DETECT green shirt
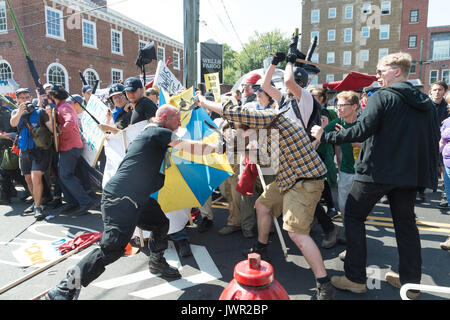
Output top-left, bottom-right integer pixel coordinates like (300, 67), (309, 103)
(324, 118), (358, 174)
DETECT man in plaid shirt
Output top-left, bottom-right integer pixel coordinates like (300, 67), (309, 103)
(198, 85), (335, 299)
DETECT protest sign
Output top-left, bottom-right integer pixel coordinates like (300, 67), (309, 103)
(204, 72), (221, 102)
(153, 60), (183, 96)
(12, 239), (66, 267)
(199, 42), (223, 84)
(80, 94), (108, 167)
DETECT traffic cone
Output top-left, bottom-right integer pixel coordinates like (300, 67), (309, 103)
(123, 243), (140, 256)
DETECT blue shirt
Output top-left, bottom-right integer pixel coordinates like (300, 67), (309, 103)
(17, 109), (43, 151)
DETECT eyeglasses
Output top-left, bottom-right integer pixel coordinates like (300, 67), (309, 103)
(256, 87), (265, 94)
(336, 103), (353, 108)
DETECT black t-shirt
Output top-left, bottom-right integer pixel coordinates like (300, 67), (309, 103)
(103, 124), (176, 204)
(114, 109), (132, 130)
(130, 97), (157, 125)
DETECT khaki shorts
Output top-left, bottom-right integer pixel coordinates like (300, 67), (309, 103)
(256, 179), (324, 235)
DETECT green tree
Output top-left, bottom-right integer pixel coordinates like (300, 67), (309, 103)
(222, 43), (239, 85)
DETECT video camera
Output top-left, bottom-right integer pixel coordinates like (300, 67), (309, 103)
(25, 102), (35, 114)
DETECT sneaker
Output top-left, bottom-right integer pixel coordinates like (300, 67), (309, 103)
(331, 275), (367, 293)
(176, 239), (192, 257)
(321, 225), (340, 249)
(43, 279), (80, 300)
(148, 252), (181, 278)
(24, 202), (35, 214)
(34, 205), (46, 221)
(242, 243), (270, 262)
(438, 201), (448, 208)
(439, 237), (450, 250)
(197, 217), (213, 233)
(385, 271), (420, 300)
(415, 192), (426, 204)
(218, 225), (241, 235)
(315, 281), (336, 300)
(47, 197), (63, 210)
(327, 208), (339, 219)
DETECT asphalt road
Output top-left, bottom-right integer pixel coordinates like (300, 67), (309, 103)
(0, 186), (449, 302)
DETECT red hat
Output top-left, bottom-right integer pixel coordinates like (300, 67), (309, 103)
(245, 72), (262, 85)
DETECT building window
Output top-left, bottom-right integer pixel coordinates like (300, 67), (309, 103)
(45, 6), (64, 40)
(410, 63), (416, 74)
(0, 1), (7, 33)
(173, 51), (180, 70)
(47, 63), (69, 90)
(326, 74), (335, 83)
(82, 20), (97, 48)
(430, 70), (439, 84)
(362, 3), (371, 15)
(408, 35), (418, 48)
(139, 40), (147, 50)
(343, 51), (352, 65)
(0, 60), (12, 79)
(410, 10), (419, 23)
(328, 30), (336, 41)
(311, 31), (319, 44)
(379, 48), (389, 60)
(381, 1), (391, 15)
(157, 46), (165, 62)
(311, 9), (320, 23)
(83, 68), (99, 88)
(311, 53), (319, 63)
(432, 40), (450, 60)
(327, 52), (335, 64)
(344, 28), (352, 43)
(442, 69), (449, 84)
(328, 7), (336, 19)
(111, 29), (123, 55)
(361, 27), (370, 38)
(111, 68), (123, 84)
(344, 5), (353, 19)
(360, 50), (370, 62)
(380, 24), (390, 40)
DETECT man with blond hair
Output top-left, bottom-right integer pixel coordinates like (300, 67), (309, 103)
(312, 52), (439, 299)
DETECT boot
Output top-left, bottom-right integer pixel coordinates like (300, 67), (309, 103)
(43, 278), (80, 300)
(148, 251), (181, 278)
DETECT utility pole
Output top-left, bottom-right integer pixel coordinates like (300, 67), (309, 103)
(183, 0), (199, 88)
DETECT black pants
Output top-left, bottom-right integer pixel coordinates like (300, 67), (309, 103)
(75, 193), (169, 287)
(0, 167), (26, 198)
(344, 180), (421, 285)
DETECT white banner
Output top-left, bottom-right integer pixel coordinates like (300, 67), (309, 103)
(12, 238), (66, 267)
(81, 95), (108, 167)
(153, 60), (183, 96)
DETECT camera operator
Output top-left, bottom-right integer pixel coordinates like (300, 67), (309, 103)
(10, 88), (53, 220)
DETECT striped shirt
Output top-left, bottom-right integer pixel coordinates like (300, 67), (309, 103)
(222, 104), (327, 193)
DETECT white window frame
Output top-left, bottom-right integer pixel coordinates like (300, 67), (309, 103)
(442, 69), (450, 84)
(46, 62), (69, 91)
(139, 40), (147, 50)
(410, 9), (419, 23)
(82, 19), (97, 49)
(45, 6), (64, 41)
(361, 26), (370, 38)
(380, 24), (390, 40)
(157, 46), (166, 62)
(83, 68), (100, 88)
(328, 7), (336, 19)
(360, 50), (370, 62)
(432, 40), (450, 61)
(381, 1), (391, 15)
(408, 35), (417, 48)
(429, 70), (439, 84)
(344, 5), (353, 19)
(344, 28), (352, 43)
(328, 30), (336, 41)
(311, 53), (319, 63)
(111, 68), (123, 84)
(379, 48), (389, 60)
(173, 51), (180, 70)
(343, 51), (352, 65)
(327, 52), (335, 64)
(326, 74), (335, 83)
(0, 59), (12, 79)
(111, 29), (123, 55)
(311, 31), (319, 44)
(362, 3), (372, 15)
(0, 1), (7, 34)
(311, 9), (320, 23)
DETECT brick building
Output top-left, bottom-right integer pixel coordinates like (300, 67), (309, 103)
(301, 0), (402, 85)
(0, 0), (183, 97)
(400, 0), (450, 93)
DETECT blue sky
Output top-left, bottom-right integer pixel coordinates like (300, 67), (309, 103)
(111, 0), (450, 51)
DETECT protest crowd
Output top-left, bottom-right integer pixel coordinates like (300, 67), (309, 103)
(1, 32), (450, 301)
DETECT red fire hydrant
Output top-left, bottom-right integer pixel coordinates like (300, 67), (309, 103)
(219, 253), (290, 300)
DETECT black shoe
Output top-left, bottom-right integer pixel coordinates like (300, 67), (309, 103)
(315, 281), (336, 300)
(43, 279), (80, 300)
(72, 200), (98, 216)
(415, 192), (426, 204)
(58, 203), (80, 215)
(197, 217), (213, 233)
(24, 202), (35, 214)
(148, 252), (181, 278)
(47, 197), (63, 210)
(176, 239), (192, 257)
(438, 201), (448, 208)
(243, 243), (270, 262)
(34, 205), (46, 221)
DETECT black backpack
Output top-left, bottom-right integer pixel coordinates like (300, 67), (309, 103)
(281, 94), (322, 142)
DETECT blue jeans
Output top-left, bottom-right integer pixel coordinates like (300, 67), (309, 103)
(58, 148), (92, 206)
(443, 166), (450, 201)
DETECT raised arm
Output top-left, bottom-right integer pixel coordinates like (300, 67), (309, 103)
(261, 53), (285, 104)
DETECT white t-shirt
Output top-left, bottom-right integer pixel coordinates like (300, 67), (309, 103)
(278, 88), (314, 128)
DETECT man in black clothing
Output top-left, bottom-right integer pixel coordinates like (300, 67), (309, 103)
(123, 77), (158, 125)
(44, 104), (219, 300)
(311, 52), (439, 299)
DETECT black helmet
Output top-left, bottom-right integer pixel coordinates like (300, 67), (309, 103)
(293, 67), (309, 88)
(109, 83), (125, 98)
